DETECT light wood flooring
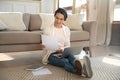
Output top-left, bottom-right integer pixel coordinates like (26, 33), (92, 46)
(0, 45), (120, 67)
(0, 45), (120, 80)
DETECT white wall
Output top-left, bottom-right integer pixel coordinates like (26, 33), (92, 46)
(41, 0), (54, 13)
(0, 1), (41, 13)
(0, 0), (56, 13)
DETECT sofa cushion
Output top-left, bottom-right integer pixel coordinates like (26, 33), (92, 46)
(64, 14), (83, 30)
(0, 12), (26, 31)
(70, 30), (89, 41)
(29, 14), (42, 31)
(23, 13), (30, 31)
(0, 31), (42, 45)
(0, 19), (8, 30)
(39, 13), (54, 30)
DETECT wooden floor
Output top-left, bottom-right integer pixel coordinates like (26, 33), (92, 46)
(0, 45), (120, 80)
(0, 45), (120, 67)
(91, 45), (120, 57)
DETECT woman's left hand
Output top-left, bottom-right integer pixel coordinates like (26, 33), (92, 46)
(56, 48), (62, 53)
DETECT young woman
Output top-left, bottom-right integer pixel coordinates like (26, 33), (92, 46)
(40, 8), (93, 78)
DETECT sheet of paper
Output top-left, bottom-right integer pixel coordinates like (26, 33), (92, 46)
(41, 35), (59, 50)
(32, 68), (52, 76)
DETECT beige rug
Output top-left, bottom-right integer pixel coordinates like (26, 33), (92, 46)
(0, 56), (120, 80)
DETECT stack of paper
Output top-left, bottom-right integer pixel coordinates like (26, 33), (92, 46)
(32, 68), (52, 76)
(25, 65), (52, 76)
(41, 35), (59, 50)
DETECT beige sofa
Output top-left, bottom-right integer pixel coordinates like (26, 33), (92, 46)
(0, 13), (97, 53)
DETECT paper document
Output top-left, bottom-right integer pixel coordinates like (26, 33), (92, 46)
(32, 68), (52, 76)
(41, 35), (59, 50)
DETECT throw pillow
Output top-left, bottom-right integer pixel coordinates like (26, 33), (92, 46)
(0, 12), (26, 31)
(39, 13), (54, 30)
(29, 14), (42, 31)
(64, 14), (83, 30)
(0, 19), (8, 30)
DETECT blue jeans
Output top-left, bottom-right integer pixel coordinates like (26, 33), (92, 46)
(48, 49), (75, 73)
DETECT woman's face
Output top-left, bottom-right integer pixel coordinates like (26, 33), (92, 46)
(54, 13), (64, 27)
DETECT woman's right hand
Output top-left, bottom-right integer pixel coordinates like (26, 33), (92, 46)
(39, 44), (45, 49)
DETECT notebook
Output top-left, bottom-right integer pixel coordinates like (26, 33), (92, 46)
(25, 65), (44, 71)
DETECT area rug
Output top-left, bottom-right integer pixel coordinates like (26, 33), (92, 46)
(0, 56), (120, 80)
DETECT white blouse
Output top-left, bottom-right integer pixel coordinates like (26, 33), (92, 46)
(54, 27), (66, 49)
(42, 23), (71, 64)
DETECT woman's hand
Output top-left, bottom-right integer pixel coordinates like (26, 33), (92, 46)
(56, 48), (63, 53)
(39, 44), (45, 49)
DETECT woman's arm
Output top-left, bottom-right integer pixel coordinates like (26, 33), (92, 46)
(64, 26), (71, 48)
(39, 44), (45, 49)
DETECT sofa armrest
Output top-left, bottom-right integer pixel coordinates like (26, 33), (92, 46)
(82, 21), (97, 46)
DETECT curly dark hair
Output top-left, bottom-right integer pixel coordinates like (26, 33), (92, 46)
(54, 8), (68, 21)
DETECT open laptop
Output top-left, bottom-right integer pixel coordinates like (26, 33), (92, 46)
(62, 46), (83, 57)
(53, 46), (83, 58)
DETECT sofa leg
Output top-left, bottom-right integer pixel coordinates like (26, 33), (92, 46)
(88, 47), (92, 57)
(83, 47), (92, 57)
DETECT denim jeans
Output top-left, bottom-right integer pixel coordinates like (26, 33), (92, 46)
(48, 49), (76, 73)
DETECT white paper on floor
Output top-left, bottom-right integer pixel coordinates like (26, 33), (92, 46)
(32, 68), (52, 76)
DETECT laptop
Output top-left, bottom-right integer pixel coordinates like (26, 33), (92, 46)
(62, 46), (84, 57)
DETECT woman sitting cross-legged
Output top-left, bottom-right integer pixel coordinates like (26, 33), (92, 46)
(39, 8), (93, 78)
